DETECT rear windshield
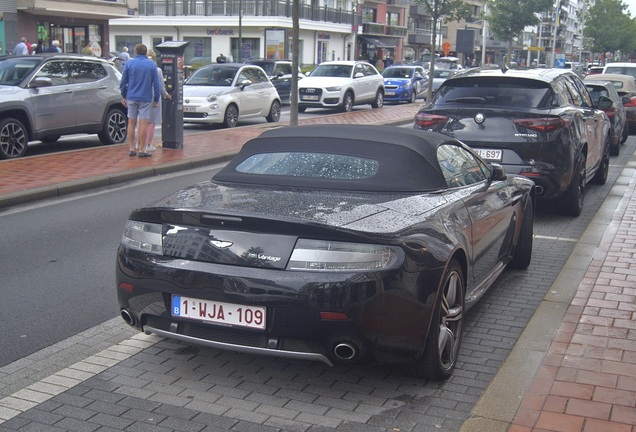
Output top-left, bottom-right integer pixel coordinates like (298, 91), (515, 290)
(604, 66), (636, 79)
(434, 77), (551, 108)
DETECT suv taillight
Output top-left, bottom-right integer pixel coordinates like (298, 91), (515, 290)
(414, 113), (449, 129)
(513, 117), (567, 133)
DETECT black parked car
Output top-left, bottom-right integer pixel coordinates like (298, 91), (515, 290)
(116, 125), (535, 380)
(414, 67), (611, 217)
(584, 79), (629, 155)
(244, 59), (304, 104)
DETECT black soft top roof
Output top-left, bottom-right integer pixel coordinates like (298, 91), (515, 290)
(213, 125), (458, 192)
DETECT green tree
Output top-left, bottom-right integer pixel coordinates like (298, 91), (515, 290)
(585, 0), (636, 60)
(415, 0), (472, 101)
(485, 0), (553, 66)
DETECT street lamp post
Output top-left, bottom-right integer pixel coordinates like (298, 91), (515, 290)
(238, 0), (243, 62)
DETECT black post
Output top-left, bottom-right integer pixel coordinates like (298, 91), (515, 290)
(155, 41), (189, 149)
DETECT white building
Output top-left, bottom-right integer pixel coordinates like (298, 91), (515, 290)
(109, 0), (359, 68)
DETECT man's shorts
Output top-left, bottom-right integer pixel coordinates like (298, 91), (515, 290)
(127, 100), (153, 121)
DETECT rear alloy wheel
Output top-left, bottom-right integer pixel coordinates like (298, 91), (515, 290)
(407, 259), (464, 380)
(0, 117), (29, 159)
(266, 100), (281, 123)
(98, 108), (127, 145)
(223, 104), (239, 128)
(371, 90), (384, 108)
(341, 92), (354, 112)
(560, 157), (586, 217)
(508, 199), (534, 270)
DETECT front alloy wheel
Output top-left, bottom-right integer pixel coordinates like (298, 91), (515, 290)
(223, 104), (239, 128)
(0, 117), (28, 159)
(341, 92), (354, 112)
(98, 108), (127, 145)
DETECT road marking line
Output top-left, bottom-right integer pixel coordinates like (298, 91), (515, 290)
(534, 235), (579, 243)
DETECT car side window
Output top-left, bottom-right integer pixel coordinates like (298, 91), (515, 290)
(275, 64), (291, 75)
(362, 63), (378, 76)
(354, 64), (364, 77)
(35, 61), (70, 86)
(70, 62), (106, 83)
(437, 144), (487, 188)
(570, 76), (593, 107)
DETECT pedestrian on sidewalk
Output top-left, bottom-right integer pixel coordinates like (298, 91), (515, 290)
(120, 43), (160, 158)
(13, 37), (28, 56)
(141, 49), (171, 152)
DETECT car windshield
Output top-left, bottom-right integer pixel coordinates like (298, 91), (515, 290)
(248, 61), (274, 75)
(185, 65), (238, 87)
(309, 64), (352, 78)
(435, 77), (551, 108)
(0, 58), (41, 86)
(383, 68), (414, 78)
(433, 70), (454, 79)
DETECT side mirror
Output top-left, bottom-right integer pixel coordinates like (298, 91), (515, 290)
(354, 72), (364, 78)
(239, 79), (253, 90)
(622, 96), (631, 105)
(490, 163), (507, 181)
(29, 77), (53, 88)
(596, 95), (613, 110)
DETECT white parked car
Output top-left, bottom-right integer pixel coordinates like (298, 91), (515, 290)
(298, 61), (385, 112)
(183, 63), (281, 128)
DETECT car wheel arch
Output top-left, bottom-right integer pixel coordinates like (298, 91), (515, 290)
(0, 110), (33, 140)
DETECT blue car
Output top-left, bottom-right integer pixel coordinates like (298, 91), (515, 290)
(382, 65), (427, 103)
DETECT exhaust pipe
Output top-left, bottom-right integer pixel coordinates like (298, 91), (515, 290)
(333, 342), (358, 361)
(120, 309), (136, 326)
(535, 185), (545, 196)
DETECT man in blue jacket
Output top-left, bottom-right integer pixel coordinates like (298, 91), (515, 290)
(120, 43), (160, 157)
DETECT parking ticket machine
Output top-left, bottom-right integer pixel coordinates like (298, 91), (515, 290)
(155, 41), (189, 149)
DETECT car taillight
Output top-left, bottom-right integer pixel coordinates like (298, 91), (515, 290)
(623, 96), (636, 107)
(414, 113), (449, 129)
(122, 220), (163, 254)
(513, 117), (567, 133)
(287, 239), (402, 272)
(602, 107), (616, 118)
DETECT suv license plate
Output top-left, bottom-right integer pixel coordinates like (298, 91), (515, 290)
(171, 295), (266, 330)
(474, 148), (502, 161)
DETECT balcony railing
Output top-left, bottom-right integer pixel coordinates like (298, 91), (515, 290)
(363, 22), (408, 36)
(139, 0), (354, 24)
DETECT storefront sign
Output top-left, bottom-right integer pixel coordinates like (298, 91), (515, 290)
(207, 29), (234, 35)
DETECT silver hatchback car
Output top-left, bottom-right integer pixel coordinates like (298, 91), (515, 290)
(0, 54), (127, 159)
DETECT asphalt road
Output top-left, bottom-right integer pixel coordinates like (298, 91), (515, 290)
(0, 165), (224, 367)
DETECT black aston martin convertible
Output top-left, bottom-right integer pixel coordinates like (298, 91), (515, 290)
(116, 125), (535, 380)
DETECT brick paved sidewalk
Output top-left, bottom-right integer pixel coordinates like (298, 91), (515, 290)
(508, 159), (636, 432)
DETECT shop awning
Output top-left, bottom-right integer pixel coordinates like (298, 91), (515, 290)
(357, 35), (398, 49)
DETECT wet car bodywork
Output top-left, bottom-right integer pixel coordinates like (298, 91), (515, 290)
(116, 125), (535, 380)
(414, 67), (610, 217)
